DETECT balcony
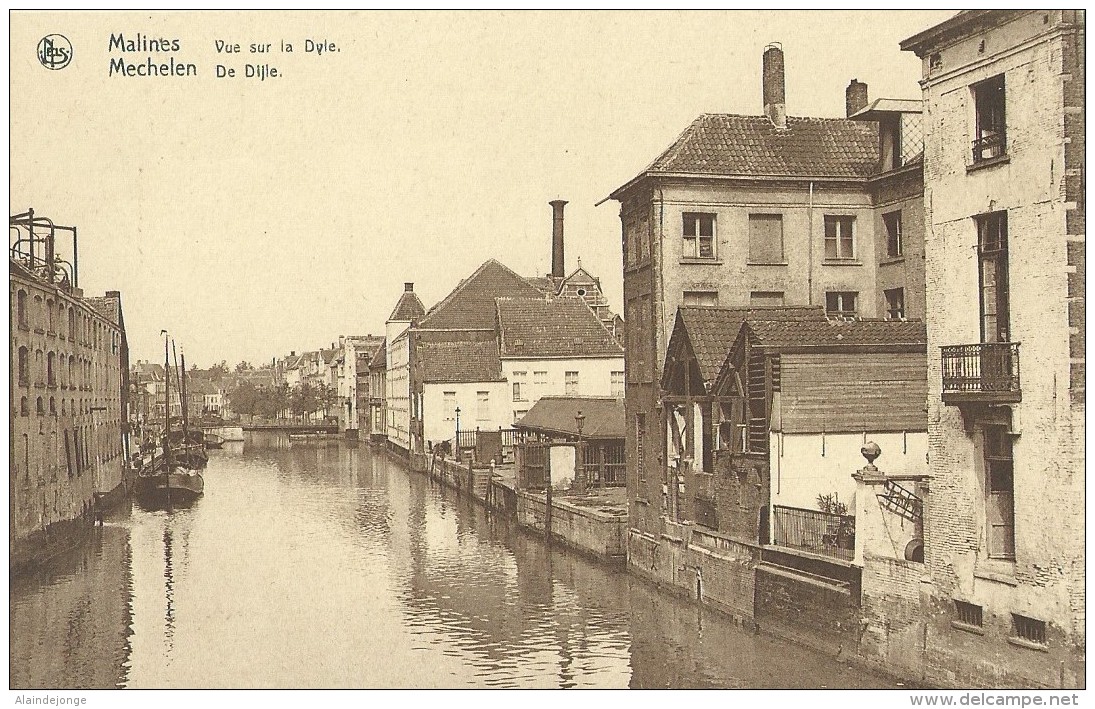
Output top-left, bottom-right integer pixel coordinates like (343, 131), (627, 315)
(941, 342), (1021, 404)
(972, 133), (1007, 165)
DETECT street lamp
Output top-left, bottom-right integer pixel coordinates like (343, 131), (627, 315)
(574, 410), (586, 494)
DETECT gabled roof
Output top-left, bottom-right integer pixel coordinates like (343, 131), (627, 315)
(388, 290), (426, 323)
(283, 354), (303, 370)
(418, 259), (544, 330)
(667, 306), (826, 386)
(85, 295), (122, 326)
(560, 265), (598, 286)
(496, 297), (624, 359)
(611, 114), (879, 198)
(133, 362), (165, 380)
(417, 337), (504, 384)
(515, 396), (624, 440)
(742, 318), (927, 352)
(525, 275), (559, 295)
(369, 340), (387, 370)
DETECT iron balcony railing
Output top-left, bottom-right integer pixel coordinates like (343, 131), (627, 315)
(771, 504), (856, 562)
(972, 132), (1007, 163)
(941, 342), (1021, 403)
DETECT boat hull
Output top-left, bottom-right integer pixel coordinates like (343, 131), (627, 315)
(135, 471), (205, 508)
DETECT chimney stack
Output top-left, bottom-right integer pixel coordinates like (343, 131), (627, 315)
(404, 282), (414, 292)
(550, 199), (567, 279)
(846, 79), (869, 117)
(762, 43), (787, 129)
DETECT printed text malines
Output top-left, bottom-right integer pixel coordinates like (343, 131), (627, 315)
(108, 33), (196, 77)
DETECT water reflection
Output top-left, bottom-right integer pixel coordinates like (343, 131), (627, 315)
(10, 435), (896, 689)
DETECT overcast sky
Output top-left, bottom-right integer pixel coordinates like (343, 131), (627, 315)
(10, 10), (954, 368)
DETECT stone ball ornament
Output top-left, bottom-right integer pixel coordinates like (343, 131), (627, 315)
(861, 441), (882, 468)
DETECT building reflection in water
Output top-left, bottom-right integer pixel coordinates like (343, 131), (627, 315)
(9, 518), (134, 689)
(10, 439), (896, 689)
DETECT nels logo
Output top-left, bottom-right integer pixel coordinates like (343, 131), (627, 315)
(37, 34), (72, 70)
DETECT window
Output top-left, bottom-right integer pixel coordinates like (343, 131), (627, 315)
(46, 299), (54, 332)
(682, 213), (715, 259)
(824, 216), (856, 260)
(512, 371), (527, 402)
(636, 413), (646, 484)
(565, 371), (579, 395)
(513, 410), (528, 423)
(476, 391), (489, 421)
(1012, 614), (1046, 645)
(68, 308), (74, 339)
(18, 346), (28, 386)
(47, 352), (56, 387)
(443, 391), (456, 421)
(955, 601), (984, 628)
(36, 397), (44, 416)
(682, 290), (718, 307)
(826, 292), (858, 320)
(929, 52), (943, 73)
(973, 74), (1006, 162)
(533, 370), (547, 386)
(611, 371), (624, 396)
(17, 290), (28, 329)
(748, 214), (784, 263)
(885, 288), (906, 321)
(626, 213), (650, 268)
(977, 212), (1010, 343)
(750, 291), (785, 307)
(20, 396), (28, 416)
(884, 211), (903, 257)
(984, 425), (1015, 560)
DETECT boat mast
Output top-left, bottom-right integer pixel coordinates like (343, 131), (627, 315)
(180, 349), (189, 444)
(163, 331), (171, 468)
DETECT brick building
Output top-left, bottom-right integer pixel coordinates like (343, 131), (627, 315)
(10, 210), (130, 571)
(895, 10), (1086, 688)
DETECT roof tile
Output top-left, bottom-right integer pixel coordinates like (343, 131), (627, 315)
(497, 297), (624, 359)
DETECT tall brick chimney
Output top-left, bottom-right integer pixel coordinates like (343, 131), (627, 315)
(762, 42), (787, 129)
(550, 199), (567, 279)
(404, 282), (414, 292)
(846, 79), (869, 117)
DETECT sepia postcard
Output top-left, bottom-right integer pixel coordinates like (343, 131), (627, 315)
(8, 9), (1087, 700)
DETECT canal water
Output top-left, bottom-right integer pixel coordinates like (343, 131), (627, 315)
(11, 434), (897, 689)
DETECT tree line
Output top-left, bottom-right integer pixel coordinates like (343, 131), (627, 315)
(227, 381), (340, 422)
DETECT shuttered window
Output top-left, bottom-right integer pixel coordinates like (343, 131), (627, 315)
(749, 214), (785, 263)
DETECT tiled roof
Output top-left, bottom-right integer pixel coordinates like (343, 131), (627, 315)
(283, 355), (302, 370)
(674, 306), (826, 384)
(388, 291), (426, 323)
(613, 114), (878, 197)
(417, 337), (504, 384)
(418, 259), (544, 330)
(497, 297), (624, 359)
(369, 340), (387, 370)
(85, 295), (122, 326)
(524, 275), (558, 295)
(515, 396), (624, 439)
(133, 362), (165, 380)
(744, 318), (927, 351)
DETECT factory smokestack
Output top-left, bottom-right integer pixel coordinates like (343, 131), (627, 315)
(550, 199), (567, 279)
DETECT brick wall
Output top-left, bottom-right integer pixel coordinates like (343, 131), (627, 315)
(913, 11), (1085, 687)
